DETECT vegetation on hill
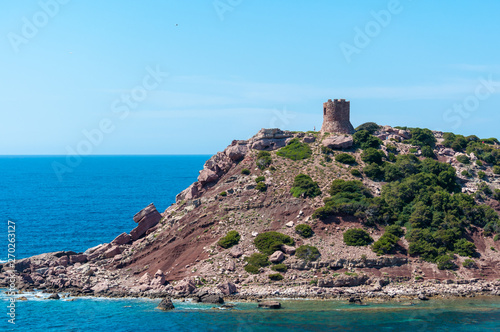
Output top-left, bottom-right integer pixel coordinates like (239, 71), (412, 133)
(295, 224), (313, 238)
(355, 122), (380, 134)
(277, 138), (312, 160)
(353, 130), (382, 149)
(295, 245), (321, 261)
(254, 231), (295, 255)
(256, 151), (272, 170)
(343, 228), (373, 246)
(290, 174), (321, 198)
(335, 153), (356, 165)
(217, 230), (240, 249)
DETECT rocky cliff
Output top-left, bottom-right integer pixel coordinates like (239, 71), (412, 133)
(2, 126), (500, 300)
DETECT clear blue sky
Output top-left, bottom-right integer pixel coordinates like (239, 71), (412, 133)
(1, 0), (499, 155)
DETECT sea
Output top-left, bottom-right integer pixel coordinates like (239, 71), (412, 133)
(1, 155), (499, 331)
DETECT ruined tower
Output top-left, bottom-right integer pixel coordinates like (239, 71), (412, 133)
(320, 99), (355, 134)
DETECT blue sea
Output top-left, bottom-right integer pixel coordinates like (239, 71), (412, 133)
(1, 156), (500, 331)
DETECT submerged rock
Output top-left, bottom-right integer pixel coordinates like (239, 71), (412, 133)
(157, 298), (175, 311)
(258, 301), (281, 309)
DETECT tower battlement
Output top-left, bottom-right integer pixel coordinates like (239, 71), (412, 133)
(320, 99), (355, 134)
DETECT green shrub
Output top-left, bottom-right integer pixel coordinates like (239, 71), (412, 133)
(364, 163), (384, 181)
(454, 239), (476, 257)
(290, 174), (321, 198)
(256, 151), (272, 170)
(408, 128), (436, 148)
(493, 166), (500, 174)
(361, 148), (385, 165)
(295, 245), (321, 261)
(335, 153), (356, 165)
(462, 258), (477, 269)
(256, 182), (267, 192)
(218, 230), (240, 249)
(245, 253), (270, 267)
(351, 168), (362, 177)
(295, 224), (313, 238)
(244, 264), (260, 274)
(478, 171), (486, 179)
(387, 153), (396, 162)
(494, 189), (500, 201)
(494, 234), (499, 241)
(241, 168), (250, 175)
(476, 160), (483, 167)
(255, 176), (265, 183)
(456, 155), (470, 165)
(271, 263), (288, 272)
(355, 122), (380, 134)
(409, 148), (418, 154)
(276, 138), (312, 160)
(461, 170), (472, 177)
(385, 224), (404, 237)
(219, 191), (227, 197)
(421, 146), (435, 158)
(386, 144), (398, 154)
(436, 255), (457, 270)
(254, 232), (295, 255)
(343, 228), (373, 246)
(353, 130), (382, 149)
(372, 233), (399, 255)
(268, 273), (284, 281)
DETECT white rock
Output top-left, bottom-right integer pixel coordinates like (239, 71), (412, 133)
(286, 221), (294, 227)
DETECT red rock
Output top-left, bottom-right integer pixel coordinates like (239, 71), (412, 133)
(112, 233), (131, 245)
(269, 251), (285, 263)
(229, 247), (244, 258)
(225, 143), (248, 161)
(57, 256), (69, 267)
(281, 245), (296, 255)
(104, 246), (122, 258)
(130, 203), (162, 241)
(217, 281), (237, 295)
(322, 136), (353, 149)
(173, 279), (196, 295)
(303, 136), (316, 143)
(69, 254), (87, 264)
(198, 169), (219, 184)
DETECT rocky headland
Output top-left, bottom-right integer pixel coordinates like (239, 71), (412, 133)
(2, 125), (500, 304)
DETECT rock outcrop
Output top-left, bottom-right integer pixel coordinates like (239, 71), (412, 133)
(130, 203), (162, 240)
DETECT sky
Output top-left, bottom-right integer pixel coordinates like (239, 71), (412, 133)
(1, 0), (500, 155)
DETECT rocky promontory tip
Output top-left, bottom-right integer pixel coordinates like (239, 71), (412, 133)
(1, 101), (500, 302)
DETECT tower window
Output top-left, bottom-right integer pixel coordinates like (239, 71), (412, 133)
(323, 108), (326, 115)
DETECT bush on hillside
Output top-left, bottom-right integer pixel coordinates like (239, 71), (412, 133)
(290, 174), (321, 198)
(254, 232), (295, 255)
(241, 168), (250, 175)
(271, 263), (288, 272)
(295, 224), (313, 238)
(436, 255), (457, 270)
(268, 273), (284, 281)
(276, 138), (312, 160)
(256, 151), (272, 170)
(218, 230), (240, 249)
(335, 153), (356, 165)
(295, 245), (321, 261)
(355, 122), (380, 134)
(244, 253), (270, 267)
(343, 228), (373, 246)
(361, 148), (385, 165)
(353, 130), (382, 149)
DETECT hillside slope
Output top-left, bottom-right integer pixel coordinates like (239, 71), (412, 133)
(3, 126), (500, 299)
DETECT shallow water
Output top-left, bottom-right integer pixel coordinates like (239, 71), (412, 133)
(1, 292), (499, 331)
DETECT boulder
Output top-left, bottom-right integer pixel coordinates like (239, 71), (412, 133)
(104, 245), (122, 258)
(322, 136), (353, 149)
(303, 136), (316, 143)
(92, 281), (109, 294)
(111, 233), (131, 245)
(229, 247), (244, 258)
(47, 293), (60, 300)
(217, 281), (237, 295)
(225, 143), (248, 161)
(281, 245), (296, 255)
(157, 298), (175, 311)
(69, 254), (88, 264)
(269, 251), (285, 263)
(418, 293), (429, 301)
(174, 279), (196, 295)
(57, 256), (69, 267)
(198, 169), (219, 184)
(258, 301), (281, 309)
(175, 182), (201, 202)
(251, 138), (287, 151)
(139, 272), (152, 285)
(285, 221), (294, 227)
(200, 294), (224, 304)
(151, 270), (166, 287)
(130, 203), (162, 241)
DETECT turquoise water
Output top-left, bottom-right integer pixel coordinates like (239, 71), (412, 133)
(1, 156), (499, 330)
(1, 293), (499, 331)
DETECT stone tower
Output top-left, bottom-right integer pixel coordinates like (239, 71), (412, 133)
(320, 99), (355, 134)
